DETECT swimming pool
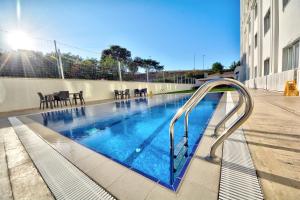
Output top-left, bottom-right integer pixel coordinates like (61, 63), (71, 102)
(29, 93), (222, 190)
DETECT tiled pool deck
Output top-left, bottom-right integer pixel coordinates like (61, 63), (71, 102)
(1, 90), (299, 199)
(239, 90), (300, 200)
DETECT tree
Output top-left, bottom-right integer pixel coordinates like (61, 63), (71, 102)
(134, 57), (161, 82)
(229, 60), (241, 71)
(100, 45), (132, 81)
(81, 58), (99, 79)
(100, 55), (118, 79)
(211, 62), (224, 73)
(154, 65), (164, 71)
(127, 58), (139, 74)
(101, 45), (131, 67)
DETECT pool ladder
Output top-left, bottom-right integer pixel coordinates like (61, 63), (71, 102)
(169, 78), (254, 184)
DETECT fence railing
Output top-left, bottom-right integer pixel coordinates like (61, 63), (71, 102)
(0, 29), (197, 84)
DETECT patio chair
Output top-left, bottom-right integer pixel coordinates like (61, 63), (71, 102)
(37, 92), (46, 109)
(124, 89), (130, 99)
(55, 91), (72, 107)
(140, 88), (148, 97)
(73, 91), (85, 105)
(114, 90), (122, 99)
(134, 89), (140, 97)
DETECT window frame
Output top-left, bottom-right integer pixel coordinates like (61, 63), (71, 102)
(264, 58), (270, 76)
(254, 2), (258, 19)
(282, 40), (300, 71)
(254, 33), (258, 48)
(283, 0), (290, 10)
(264, 9), (270, 35)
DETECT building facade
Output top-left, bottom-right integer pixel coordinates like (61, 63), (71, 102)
(240, 0), (300, 91)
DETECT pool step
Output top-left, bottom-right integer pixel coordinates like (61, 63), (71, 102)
(173, 137), (188, 172)
(8, 117), (116, 200)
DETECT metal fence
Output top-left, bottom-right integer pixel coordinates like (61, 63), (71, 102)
(0, 30), (195, 84)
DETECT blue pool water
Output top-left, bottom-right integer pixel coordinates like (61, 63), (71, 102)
(29, 93), (222, 190)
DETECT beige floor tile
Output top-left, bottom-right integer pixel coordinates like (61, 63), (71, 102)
(87, 159), (128, 188)
(74, 151), (109, 173)
(108, 170), (156, 200)
(9, 161), (54, 200)
(177, 180), (217, 200)
(146, 184), (177, 200)
(182, 157), (220, 193)
(5, 145), (30, 169)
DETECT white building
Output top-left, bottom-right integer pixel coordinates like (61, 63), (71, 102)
(240, 0), (300, 91)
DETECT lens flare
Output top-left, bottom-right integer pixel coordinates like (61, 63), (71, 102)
(6, 30), (35, 50)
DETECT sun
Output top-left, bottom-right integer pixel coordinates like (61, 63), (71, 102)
(6, 30), (35, 50)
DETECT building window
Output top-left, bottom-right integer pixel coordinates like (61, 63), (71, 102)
(283, 0), (290, 10)
(264, 9), (270, 35)
(295, 43), (299, 68)
(264, 58), (270, 76)
(248, 20), (251, 33)
(255, 33), (258, 48)
(282, 41), (300, 71)
(254, 3), (258, 19)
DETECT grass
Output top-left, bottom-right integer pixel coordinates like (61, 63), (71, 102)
(165, 87), (235, 94)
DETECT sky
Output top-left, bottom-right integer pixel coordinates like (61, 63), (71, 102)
(0, 0), (240, 71)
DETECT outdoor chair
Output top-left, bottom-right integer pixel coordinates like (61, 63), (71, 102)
(55, 91), (72, 107)
(37, 92), (47, 109)
(114, 90), (122, 99)
(73, 91), (85, 105)
(134, 89), (140, 97)
(124, 89), (130, 99)
(140, 88), (148, 97)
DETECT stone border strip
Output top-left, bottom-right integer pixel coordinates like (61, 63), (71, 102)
(8, 117), (116, 200)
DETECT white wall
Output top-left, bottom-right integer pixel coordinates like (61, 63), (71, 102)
(245, 69), (296, 92)
(0, 78), (193, 112)
(241, 0), (300, 90)
(278, 0), (300, 72)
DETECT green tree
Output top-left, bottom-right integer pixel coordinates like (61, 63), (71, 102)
(81, 58), (99, 79)
(211, 62), (224, 73)
(100, 45), (131, 69)
(127, 58), (139, 74)
(100, 55), (118, 79)
(100, 45), (132, 80)
(155, 65), (164, 71)
(229, 60), (241, 71)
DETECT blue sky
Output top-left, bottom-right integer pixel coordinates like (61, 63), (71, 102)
(0, 0), (240, 70)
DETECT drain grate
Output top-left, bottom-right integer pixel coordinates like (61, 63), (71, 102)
(218, 93), (263, 200)
(9, 117), (116, 200)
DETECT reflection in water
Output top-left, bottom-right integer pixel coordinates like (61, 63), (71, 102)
(41, 107), (86, 126)
(134, 98), (148, 104)
(115, 98), (148, 109)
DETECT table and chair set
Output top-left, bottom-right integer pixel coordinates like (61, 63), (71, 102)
(38, 88), (148, 110)
(37, 91), (85, 109)
(114, 88), (148, 100)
